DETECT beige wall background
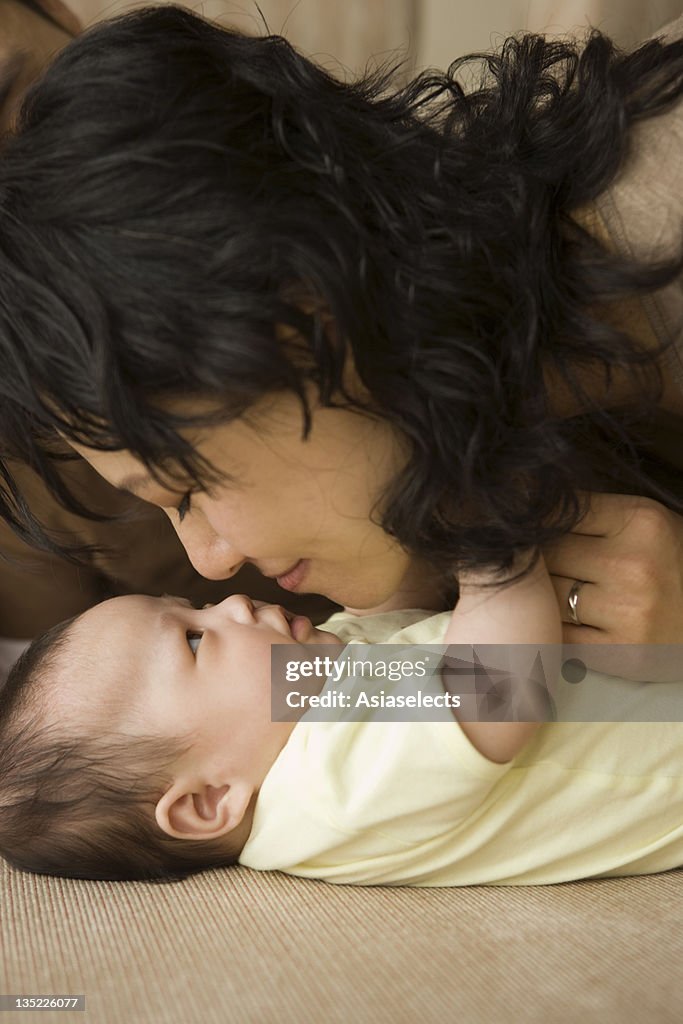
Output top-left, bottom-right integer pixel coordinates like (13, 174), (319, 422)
(422, 0), (682, 70)
(527, 0), (683, 46)
(67, 1), (419, 80)
(66, 0), (683, 80)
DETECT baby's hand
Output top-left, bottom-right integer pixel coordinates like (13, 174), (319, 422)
(453, 552), (563, 648)
(444, 552), (562, 763)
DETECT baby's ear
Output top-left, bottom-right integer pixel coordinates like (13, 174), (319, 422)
(155, 780), (253, 840)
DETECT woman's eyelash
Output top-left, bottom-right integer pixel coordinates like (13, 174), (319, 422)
(187, 631), (203, 654)
(176, 492), (192, 522)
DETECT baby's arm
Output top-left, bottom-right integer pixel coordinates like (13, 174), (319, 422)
(444, 552), (562, 764)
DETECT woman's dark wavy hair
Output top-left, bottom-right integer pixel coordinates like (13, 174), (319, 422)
(0, 620), (240, 881)
(0, 4), (682, 577)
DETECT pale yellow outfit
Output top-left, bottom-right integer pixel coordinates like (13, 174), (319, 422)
(239, 609), (683, 887)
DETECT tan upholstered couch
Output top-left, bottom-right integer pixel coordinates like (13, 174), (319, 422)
(2, 860), (683, 1022)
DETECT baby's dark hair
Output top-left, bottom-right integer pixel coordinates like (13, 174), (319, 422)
(0, 617), (241, 881)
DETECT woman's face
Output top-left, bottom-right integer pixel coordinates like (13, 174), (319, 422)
(70, 392), (414, 608)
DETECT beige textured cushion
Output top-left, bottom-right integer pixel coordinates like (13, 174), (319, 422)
(2, 859), (683, 1022)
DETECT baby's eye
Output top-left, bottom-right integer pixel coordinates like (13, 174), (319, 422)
(187, 631), (203, 654)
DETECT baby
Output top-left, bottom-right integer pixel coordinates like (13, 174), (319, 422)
(2, 567), (683, 887)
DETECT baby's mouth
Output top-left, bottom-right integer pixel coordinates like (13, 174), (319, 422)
(288, 615), (310, 642)
(276, 608), (295, 637)
(253, 602), (298, 639)
(272, 606), (313, 643)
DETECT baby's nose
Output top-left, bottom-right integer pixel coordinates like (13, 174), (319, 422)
(210, 594), (257, 622)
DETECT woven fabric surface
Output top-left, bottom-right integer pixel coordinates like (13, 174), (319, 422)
(2, 861), (683, 1024)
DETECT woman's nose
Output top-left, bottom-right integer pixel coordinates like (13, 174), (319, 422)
(175, 517), (246, 580)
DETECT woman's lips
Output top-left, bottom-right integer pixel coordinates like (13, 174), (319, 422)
(275, 559), (309, 592)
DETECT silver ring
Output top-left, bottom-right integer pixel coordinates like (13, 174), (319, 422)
(567, 580), (585, 626)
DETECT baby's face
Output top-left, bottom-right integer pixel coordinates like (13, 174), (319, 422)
(55, 593), (340, 791)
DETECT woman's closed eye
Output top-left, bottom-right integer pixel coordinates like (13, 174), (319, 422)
(176, 492), (192, 522)
(187, 631), (203, 654)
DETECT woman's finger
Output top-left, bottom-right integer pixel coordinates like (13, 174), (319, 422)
(542, 532), (607, 587)
(550, 575), (605, 629)
(563, 491), (650, 536)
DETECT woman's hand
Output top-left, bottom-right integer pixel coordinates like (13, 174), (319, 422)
(543, 493), (683, 681)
